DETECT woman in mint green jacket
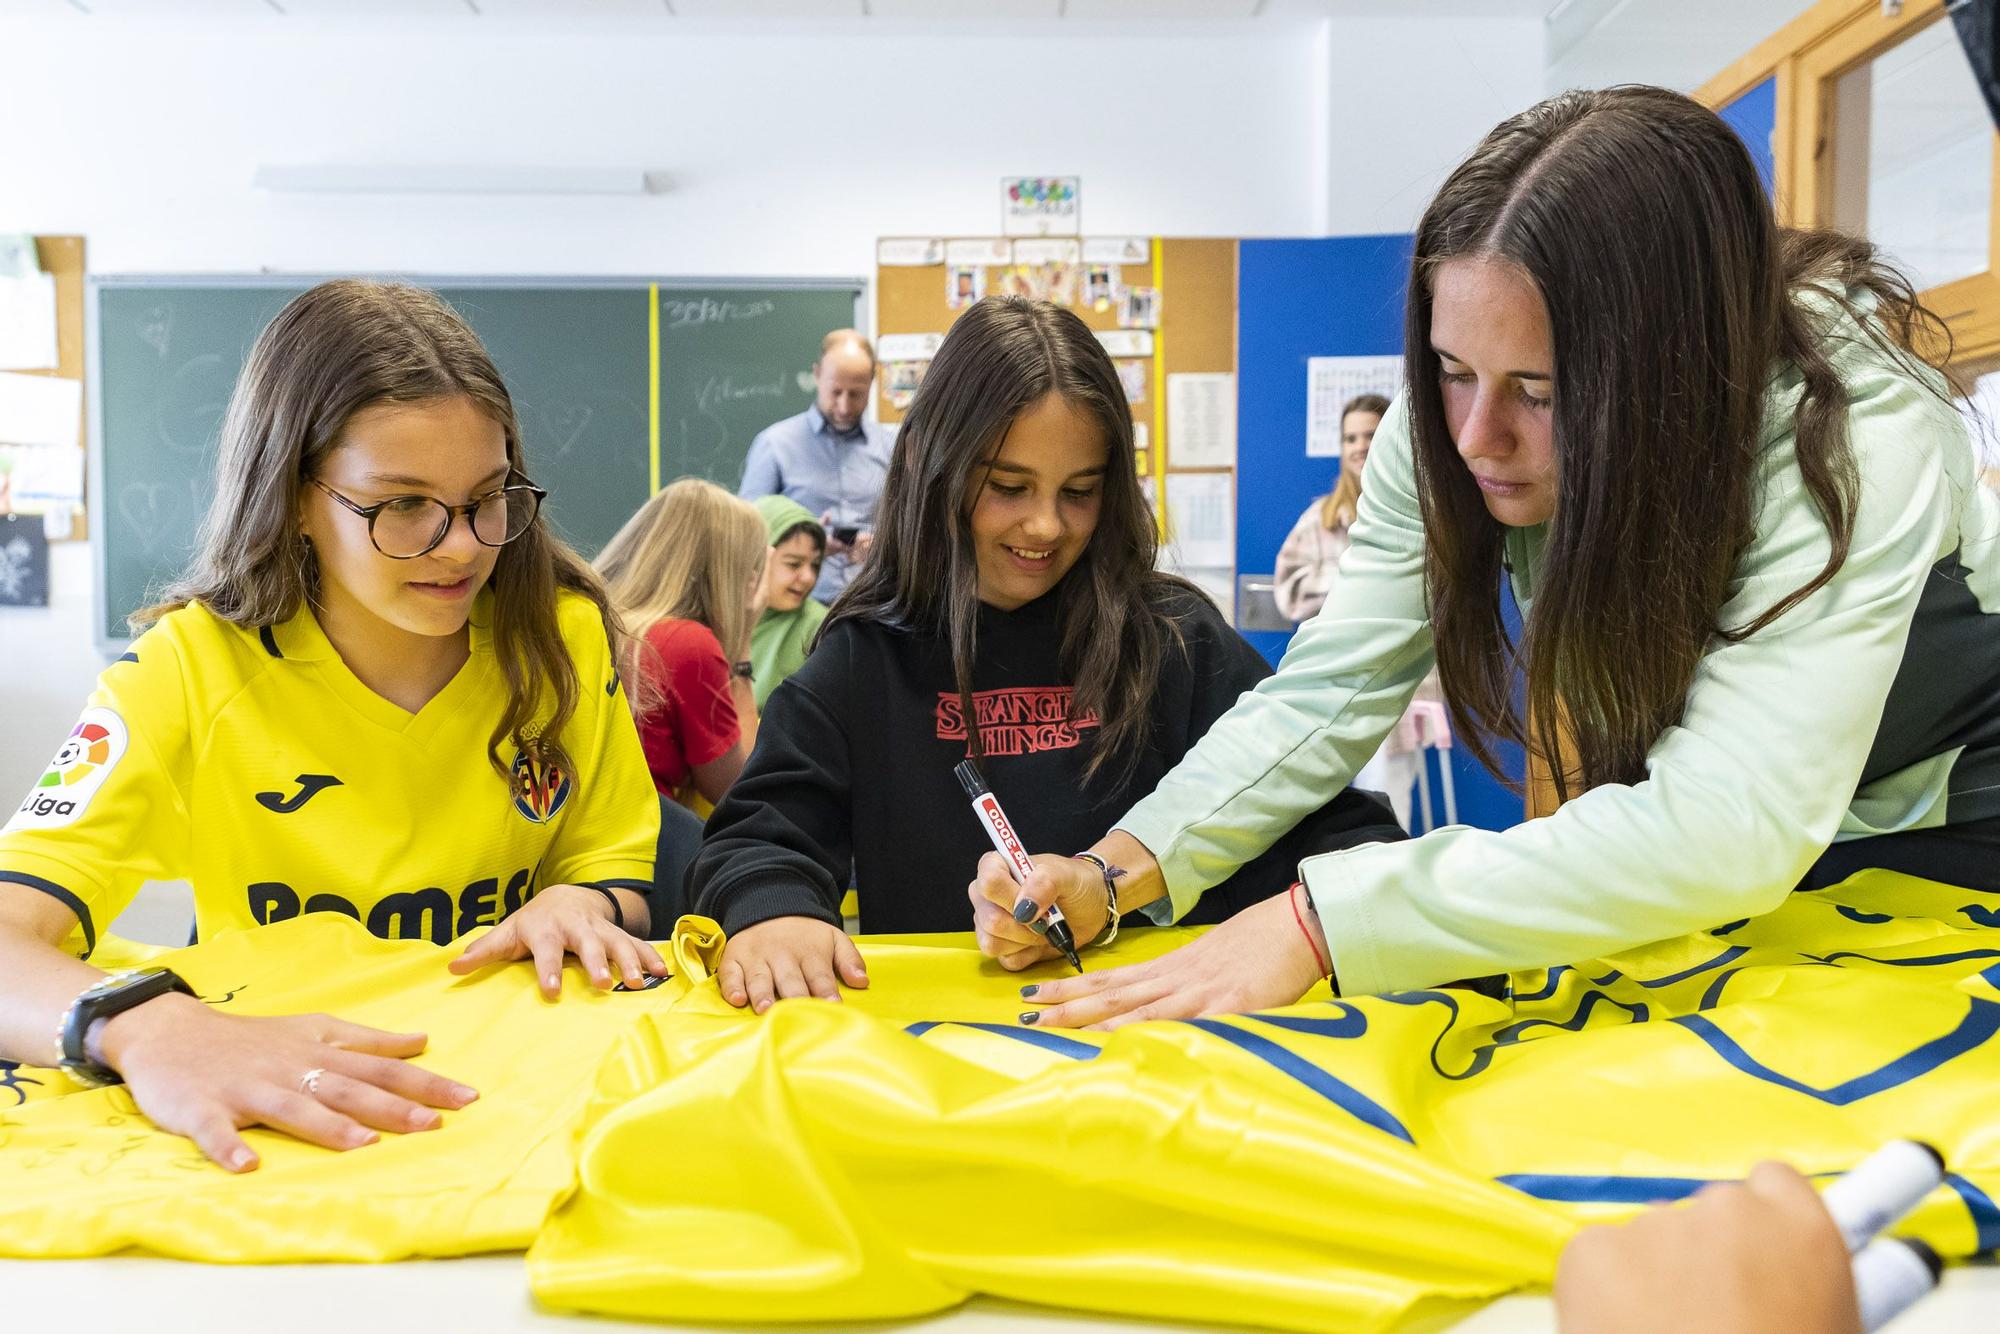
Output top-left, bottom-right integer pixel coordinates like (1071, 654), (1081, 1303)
(970, 86), (1993, 1023)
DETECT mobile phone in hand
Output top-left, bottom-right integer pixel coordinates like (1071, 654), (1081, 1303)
(831, 524), (861, 545)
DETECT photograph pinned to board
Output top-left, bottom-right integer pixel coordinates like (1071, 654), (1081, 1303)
(1119, 286), (1160, 330)
(1306, 355), (1403, 457)
(877, 238), (945, 267)
(0, 511), (50, 607)
(946, 265), (986, 310)
(1166, 372), (1236, 469)
(882, 360), (928, 412)
(1084, 264), (1119, 311)
(1115, 358), (1148, 406)
(1001, 176), (1080, 238)
(1082, 236), (1151, 265)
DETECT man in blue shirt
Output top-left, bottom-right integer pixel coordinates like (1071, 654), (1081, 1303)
(738, 330), (893, 604)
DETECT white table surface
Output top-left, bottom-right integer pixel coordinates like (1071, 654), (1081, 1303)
(4, 1254), (1995, 1333)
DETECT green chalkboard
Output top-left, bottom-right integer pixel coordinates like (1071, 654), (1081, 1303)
(93, 277), (860, 643)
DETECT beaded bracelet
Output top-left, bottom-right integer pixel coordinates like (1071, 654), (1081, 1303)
(1071, 851), (1124, 948)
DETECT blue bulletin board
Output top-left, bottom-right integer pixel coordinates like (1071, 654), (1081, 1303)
(1234, 236), (1524, 831)
(1719, 76), (1779, 200)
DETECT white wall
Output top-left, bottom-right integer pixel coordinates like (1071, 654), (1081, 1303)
(1316, 16), (1547, 236)
(0, 10), (1544, 797)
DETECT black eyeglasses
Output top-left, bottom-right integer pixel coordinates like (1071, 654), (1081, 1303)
(310, 474), (547, 560)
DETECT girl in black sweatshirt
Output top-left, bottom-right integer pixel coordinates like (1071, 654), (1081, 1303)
(692, 296), (1405, 1011)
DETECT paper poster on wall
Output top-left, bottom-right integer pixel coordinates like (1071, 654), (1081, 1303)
(946, 266), (985, 310)
(1115, 359), (1147, 405)
(0, 511), (50, 606)
(0, 272), (59, 370)
(1306, 355), (1403, 458)
(0, 441), (84, 511)
(1001, 177), (1080, 237)
(1162, 471), (1234, 569)
(1011, 239), (1081, 267)
(0, 370), (82, 449)
(1184, 567), (1236, 624)
(877, 332), (945, 363)
(881, 360), (927, 412)
(945, 238), (1012, 267)
(877, 238), (945, 267)
(1095, 329), (1153, 358)
(1083, 236), (1151, 265)
(1166, 373), (1236, 469)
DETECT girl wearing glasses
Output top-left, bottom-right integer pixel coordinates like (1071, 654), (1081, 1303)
(0, 280), (662, 1172)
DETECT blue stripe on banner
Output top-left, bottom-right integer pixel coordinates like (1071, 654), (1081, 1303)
(1836, 906), (1895, 925)
(1671, 999), (2000, 1104)
(1512, 966), (1570, 1002)
(1590, 969), (1623, 986)
(1185, 1018), (1414, 1143)
(1947, 1173), (2000, 1253)
(903, 1020), (1101, 1061)
(1497, 1174), (1713, 1204)
(1697, 969), (1740, 1012)
(1711, 919), (1751, 936)
(1808, 948), (2000, 968)
(1960, 905), (2000, 928)
(1246, 1002), (1369, 1040)
(1636, 945), (1749, 988)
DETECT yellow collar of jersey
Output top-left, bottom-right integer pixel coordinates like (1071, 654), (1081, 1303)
(262, 588), (498, 663)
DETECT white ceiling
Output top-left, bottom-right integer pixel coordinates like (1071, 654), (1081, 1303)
(3, 0), (1821, 95)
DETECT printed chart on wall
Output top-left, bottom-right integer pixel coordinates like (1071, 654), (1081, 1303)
(1306, 355), (1402, 457)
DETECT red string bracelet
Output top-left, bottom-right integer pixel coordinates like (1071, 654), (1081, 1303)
(1289, 880), (1331, 980)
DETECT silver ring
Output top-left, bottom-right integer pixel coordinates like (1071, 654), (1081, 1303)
(299, 1067), (326, 1097)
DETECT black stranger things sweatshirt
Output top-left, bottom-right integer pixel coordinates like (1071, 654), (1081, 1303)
(692, 578), (1406, 936)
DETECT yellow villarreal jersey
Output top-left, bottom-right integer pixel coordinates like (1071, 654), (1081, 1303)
(0, 589), (658, 957)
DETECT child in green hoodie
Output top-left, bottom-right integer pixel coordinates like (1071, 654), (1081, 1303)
(749, 495), (830, 709)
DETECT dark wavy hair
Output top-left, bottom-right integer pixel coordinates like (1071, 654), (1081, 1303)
(138, 279), (615, 779)
(828, 296), (1194, 786)
(1408, 85), (1949, 800)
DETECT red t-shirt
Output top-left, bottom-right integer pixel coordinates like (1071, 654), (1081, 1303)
(635, 619), (740, 796)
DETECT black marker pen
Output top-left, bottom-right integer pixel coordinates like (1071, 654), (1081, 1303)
(956, 760), (1082, 973)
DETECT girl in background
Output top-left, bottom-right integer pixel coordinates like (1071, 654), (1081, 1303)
(748, 495), (828, 710)
(1273, 392), (1388, 622)
(691, 297), (1403, 1012)
(596, 479), (768, 809)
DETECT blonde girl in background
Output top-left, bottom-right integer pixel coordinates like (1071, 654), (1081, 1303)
(596, 479), (769, 810)
(1273, 391), (1388, 622)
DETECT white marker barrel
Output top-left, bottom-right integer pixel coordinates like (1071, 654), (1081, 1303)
(1852, 1236), (1942, 1332)
(1822, 1141), (1946, 1254)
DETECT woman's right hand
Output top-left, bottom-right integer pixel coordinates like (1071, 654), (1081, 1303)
(967, 852), (1109, 970)
(716, 915), (869, 1012)
(97, 991), (478, 1174)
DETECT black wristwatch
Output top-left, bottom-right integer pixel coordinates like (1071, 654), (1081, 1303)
(56, 967), (195, 1087)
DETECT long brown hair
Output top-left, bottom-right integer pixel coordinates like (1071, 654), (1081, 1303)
(595, 478), (768, 714)
(1320, 392), (1391, 530)
(831, 296), (1194, 786)
(1408, 86), (1949, 800)
(139, 279), (614, 779)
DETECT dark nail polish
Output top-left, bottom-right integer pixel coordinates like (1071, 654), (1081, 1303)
(1018, 1011), (1040, 1026)
(1019, 984), (1039, 999)
(1012, 899), (1038, 924)
(1029, 918), (1049, 936)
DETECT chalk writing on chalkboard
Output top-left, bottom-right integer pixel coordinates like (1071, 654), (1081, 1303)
(664, 297), (777, 330)
(154, 353), (233, 456)
(137, 305), (173, 359)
